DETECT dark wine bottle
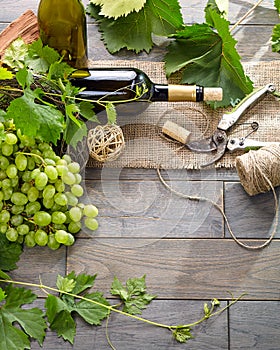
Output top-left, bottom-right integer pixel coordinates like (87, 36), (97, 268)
(71, 67), (222, 102)
(37, 0), (88, 69)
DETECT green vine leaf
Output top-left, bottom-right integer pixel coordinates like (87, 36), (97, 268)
(0, 234), (22, 272)
(90, 0), (147, 19)
(111, 275), (157, 315)
(2, 38), (28, 70)
(165, 7), (253, 107)
(87, 0), (183, 53)
(172, 326), (194, 343)
(0, 284), (47, 349)
(45, 272), (109, 344)
(6, 88), (64, 145)
(0, 67), (14, 80)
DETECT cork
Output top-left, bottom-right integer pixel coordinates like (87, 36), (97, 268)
(162, 121), (191, 145)
(203, 87), (223, 101)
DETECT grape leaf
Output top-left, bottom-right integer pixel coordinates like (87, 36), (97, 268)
(0, 234), (22, 272)
(111, 275), (157, 315)
(3, 38), (28, 70)
(6, 88), (64, 144)
(272, 23), (280, 52)
(45, 272), (109, 344)
(172, 326), (194, 343)
(90, 0), (147, 19)
(87, 0), (183, 53)
(0, 67), (14, 80)
(0, 285), (47, 349)
(164, 8), (253, 107)
(25, 39), (61, 73)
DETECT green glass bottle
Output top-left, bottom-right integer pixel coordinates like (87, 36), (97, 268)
(37, 0), (88, 69)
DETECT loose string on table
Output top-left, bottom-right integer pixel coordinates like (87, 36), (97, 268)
(157, 144), (280, 250)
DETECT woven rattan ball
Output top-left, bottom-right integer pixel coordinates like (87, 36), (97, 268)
(87, 124), (125, 162)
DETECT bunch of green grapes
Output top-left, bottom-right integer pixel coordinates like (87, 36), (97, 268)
(0, 120), (98, 250)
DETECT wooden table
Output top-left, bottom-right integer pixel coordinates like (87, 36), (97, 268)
(2, 1), (280, 349)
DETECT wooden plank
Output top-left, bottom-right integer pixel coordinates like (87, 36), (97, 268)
(28, 299), (228, 350)
(82, 178), (224, 238)
(9, 246), (67, 297)
(224, 182), (280, 239)
(229, 301), (280, 349)
(67, 238), (280, 300)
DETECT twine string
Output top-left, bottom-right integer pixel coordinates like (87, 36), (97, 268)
(157, 144), (280, 250)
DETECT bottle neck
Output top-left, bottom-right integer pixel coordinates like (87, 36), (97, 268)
(151, 84), (204, 102)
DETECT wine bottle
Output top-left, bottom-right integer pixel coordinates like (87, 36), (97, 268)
(71, 67), (223, 104)
(37, 0), (88, 69)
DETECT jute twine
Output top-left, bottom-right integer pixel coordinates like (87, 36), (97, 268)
(87, 124), (125, 162)
(157, 144), (280, 250)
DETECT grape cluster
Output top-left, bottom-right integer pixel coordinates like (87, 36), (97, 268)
(0, 121), (98, 250)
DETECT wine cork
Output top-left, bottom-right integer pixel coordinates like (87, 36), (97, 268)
(203, 87), (223, 101)
(162, 121), (191, 144)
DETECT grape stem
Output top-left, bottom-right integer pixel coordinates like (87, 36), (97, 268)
(15, 151), (47, 166)
(0, 278), (246, 333)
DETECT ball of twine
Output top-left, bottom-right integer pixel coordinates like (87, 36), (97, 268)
(87, 124), (125, 162)
(236, 144), (280, 196)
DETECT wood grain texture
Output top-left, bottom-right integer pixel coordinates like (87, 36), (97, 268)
(67, 238), (280, 300)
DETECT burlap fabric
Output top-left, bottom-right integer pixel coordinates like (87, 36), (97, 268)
(69, 60), (280, 170)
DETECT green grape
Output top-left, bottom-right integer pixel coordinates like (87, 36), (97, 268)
(62, 171), (76, 185)
(54, 179), (65, 192)
(2, 178), (11, 189)
(38, 142), (52, 153)
(17, 224), (30, 236)
(45, 158), (56, 166)
(6, 164), (18, 179)
(10, 214), (24, 226)
(56, 158), (68, 166)
(10, 176), (19, 188)
(24, 231), (36, 247)
(84, 217), (99, 231)
(0, 223), (8, 234)
(0, 210), (10, 223)
(6, 227), (18, 242)
(27, 157), (35, 170)
(62, 154), (72, 164)
(65, 233), (75, 246)
(15, 153), (28, 171)
(0, 191), (3, 201)
(47, 233), (60, 250)
(0, 170), (7, 180)
(67, 162), (80, 174)
(54, 193), (68, 206)
(56, 165), (68, 176)
(21, 182), (31, 194)
(34, 229), (48, 246)
(69, 206), (82, 222)
(53, 223), (67, 231)
(71, 184), (84, 197)
(83, 204), (98, 218)
(11, 204), (25, 215)
(17, 235), (24, 244)
(33, 211), (52, 226)
(25, 201), (41, 216)
(43, 197), (55, 209)
(31, 149), (43, 164)
(27, 186), (40, 202)
(75, 173), (82, 184)
(31, 168), (41, 179)
(0, 156), (9, 170)
(43, 184), (56, 199)
(11, 192), (28, 206)
(55, 229), (69, 244)
(3, 188), (13, 201)
(65, 192), (78, 207)
(68, 221), (82, 234)
(44, 165), (58, 181)
(2, 142), (13, 156)
(5, 133), (18, 145)
(35, 172), (48, 188)
(22, 170), (32, 182)
(51, 211), (67, 224)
